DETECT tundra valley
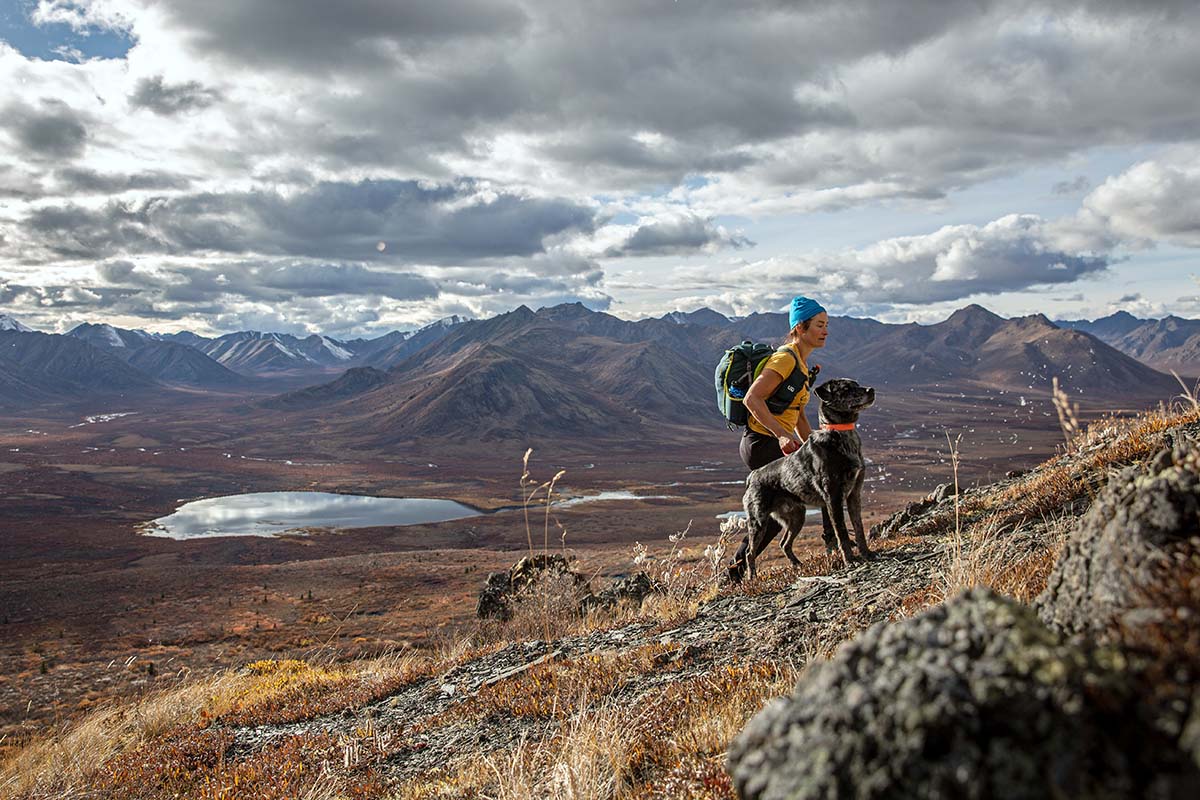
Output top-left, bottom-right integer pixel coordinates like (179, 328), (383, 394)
(1, 302), (1192, 755)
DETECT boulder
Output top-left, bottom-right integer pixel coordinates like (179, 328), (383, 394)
(475, 554), (592, 620)
(728, 589), (1197, 800)
(1037, 443), (1200, 638)
(580, 572), (659, 612)
(475, 571), (513, 620)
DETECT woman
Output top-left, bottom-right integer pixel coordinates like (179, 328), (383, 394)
(729, 295), (827, 579)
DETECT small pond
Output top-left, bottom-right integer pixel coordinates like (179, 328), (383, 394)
(141, 492), (482, 539)
(553, 490), (679, 508)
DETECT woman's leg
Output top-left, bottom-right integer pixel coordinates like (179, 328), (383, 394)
(730, 430), (786, 580)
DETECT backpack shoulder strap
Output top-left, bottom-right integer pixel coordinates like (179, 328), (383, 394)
(773, 345), (803, 380)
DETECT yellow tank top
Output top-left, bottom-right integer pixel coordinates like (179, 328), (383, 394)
(746, 344), (811, 436)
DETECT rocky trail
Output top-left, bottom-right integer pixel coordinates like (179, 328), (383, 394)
(227, 534), (968, 781)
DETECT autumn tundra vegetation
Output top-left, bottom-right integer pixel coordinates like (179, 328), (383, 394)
(3, 394), (1199, 799)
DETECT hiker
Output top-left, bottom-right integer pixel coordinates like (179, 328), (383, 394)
(728, 295), (827, 574)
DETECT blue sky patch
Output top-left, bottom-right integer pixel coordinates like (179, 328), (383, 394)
(0, 0), (134, 62)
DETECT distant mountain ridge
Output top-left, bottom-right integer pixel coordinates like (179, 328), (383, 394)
(67, 323), (252, 388)
(0, 330), (160, 404)
(1057, 312), (1200, 374)
(4, 306), (1193, 421)
(254, 302), (1180, 444)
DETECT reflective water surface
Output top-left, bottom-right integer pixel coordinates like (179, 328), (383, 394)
(141, 492), (482, 539)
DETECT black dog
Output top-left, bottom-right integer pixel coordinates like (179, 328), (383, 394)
(729, 378), (876, 581)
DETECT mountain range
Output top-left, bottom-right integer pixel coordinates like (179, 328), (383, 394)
(0, 307), (1189, 440)
(243, 303), (1181, 444)
(1056, 311), (1200, 374)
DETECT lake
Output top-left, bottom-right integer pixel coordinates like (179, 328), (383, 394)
(141, 491), (483, 539)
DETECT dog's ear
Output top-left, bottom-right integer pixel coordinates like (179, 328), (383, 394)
(814, 381), (831, 401)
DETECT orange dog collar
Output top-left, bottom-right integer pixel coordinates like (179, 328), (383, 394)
(823, 423), (855, 431)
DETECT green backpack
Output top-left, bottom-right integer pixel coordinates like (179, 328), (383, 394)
(714, 341), (816, 430)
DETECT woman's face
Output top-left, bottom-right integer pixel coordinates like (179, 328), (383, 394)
(801, 312), (828, 349)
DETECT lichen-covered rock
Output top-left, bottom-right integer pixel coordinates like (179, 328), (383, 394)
(475, 571), (513, 620)
(580, 571), (659, 612)
(475, 554), (593, 620)
(1037, 445), (1200, 638)
(727, 589), (1196, 800)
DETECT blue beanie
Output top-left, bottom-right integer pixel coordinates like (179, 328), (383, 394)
(789, 296), (826, 329)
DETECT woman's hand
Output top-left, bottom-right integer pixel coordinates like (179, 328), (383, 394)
(779, 435), (801, 455)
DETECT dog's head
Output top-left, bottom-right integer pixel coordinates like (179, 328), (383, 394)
(814, 378), (875, 423)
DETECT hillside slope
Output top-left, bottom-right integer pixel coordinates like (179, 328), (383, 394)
(0, 330), (159, 405)
(6, 404), (1198, 799)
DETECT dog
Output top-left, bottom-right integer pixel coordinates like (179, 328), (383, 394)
(729, 378), (876, 582)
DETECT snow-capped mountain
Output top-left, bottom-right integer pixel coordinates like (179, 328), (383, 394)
(0, 314), (33, 333)
(65, 322), (251, 387)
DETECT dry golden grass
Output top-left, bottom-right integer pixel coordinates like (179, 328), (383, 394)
(442, 644), (677, 724)
(390, 660), (799, 800)
(2, 650), (456, 800)
(0, 671), (236, 799)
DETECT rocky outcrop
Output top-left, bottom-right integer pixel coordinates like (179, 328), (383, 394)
(728, 589), (1198, 800)
(1037, 438), (1200, 638)
(475, 554), (592, 620)
(870, 482), (958, 538)
(731, 423), (1200, 800)
(580, 571), (659, 612)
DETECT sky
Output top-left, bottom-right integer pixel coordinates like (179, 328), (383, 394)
(1, 0), (1199, 337)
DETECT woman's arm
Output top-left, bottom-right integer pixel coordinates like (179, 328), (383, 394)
(745, 369), (804, 453)
(794, 412), (813, 441)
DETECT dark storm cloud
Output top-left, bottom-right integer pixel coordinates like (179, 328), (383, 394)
(55, 167), (192, 194)
(19, 179), (596, 263)
(94, 259), (438, 304)
(605, 216), (753, 257)
(116, 0), (1200, 204)
(2, 99), (89, 160)
(128, 76), (222, 115)
(156, 0), (527, 73)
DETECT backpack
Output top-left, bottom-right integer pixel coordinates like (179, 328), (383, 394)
(714, 341), (816, 430)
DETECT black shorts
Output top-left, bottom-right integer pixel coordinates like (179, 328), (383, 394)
(740, 428), (785, 471)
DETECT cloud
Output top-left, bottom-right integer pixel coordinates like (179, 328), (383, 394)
(604, 215), (753, 257)
(1080, 151), (1200, 248)
(154, 0), (527, 74)
(1052, 176), (1092, 195)
(128, 76), (221, 115)
(677, 212), (1113, 311)
(11, 179), (596, 263)
(54, 167), (191, 194)
(1, 99), (89, 160)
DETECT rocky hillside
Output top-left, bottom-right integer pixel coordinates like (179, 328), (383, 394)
(4, 406), (1199, 799)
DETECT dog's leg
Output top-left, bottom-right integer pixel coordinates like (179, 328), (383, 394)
(826, 485), (857, 567)
(819, 506), (836, 555)
(847, 474), (873, 559)
(727, 535), (750, 583)
(778, 503), (805, 566)
(746, 515), (781, 580)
